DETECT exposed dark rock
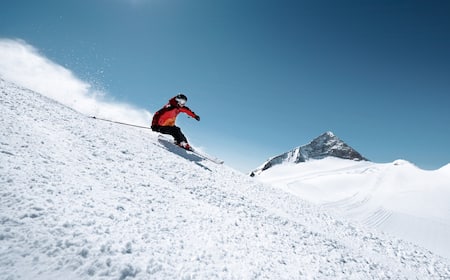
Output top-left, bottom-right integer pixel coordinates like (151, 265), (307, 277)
(254, 132), (368, 175)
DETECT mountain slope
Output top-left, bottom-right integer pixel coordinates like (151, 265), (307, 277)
(255, 157), (450, 260)
(252, 132), (367, 175)
(1, 78), (450, 279)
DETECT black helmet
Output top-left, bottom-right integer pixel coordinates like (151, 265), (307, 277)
(175, 93), (187, 106)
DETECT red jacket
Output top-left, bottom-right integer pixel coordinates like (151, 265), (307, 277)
(152, 97), (197, 127)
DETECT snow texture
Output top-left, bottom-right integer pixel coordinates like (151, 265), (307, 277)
(256, 156), (450, 261)
(1, 78), (450, 279)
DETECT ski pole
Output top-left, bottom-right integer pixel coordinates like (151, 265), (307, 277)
(90, 116), (151, 129)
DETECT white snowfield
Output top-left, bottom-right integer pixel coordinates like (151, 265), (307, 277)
(256, 153), (450, 261)
(1, 78), (450, 279)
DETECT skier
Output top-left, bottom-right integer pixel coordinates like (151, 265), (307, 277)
(151, 94), (200, 150)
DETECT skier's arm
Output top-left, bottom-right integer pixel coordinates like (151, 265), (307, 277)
(181, 107), (200, 121)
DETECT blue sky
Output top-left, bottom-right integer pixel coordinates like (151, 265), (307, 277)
(1, 0), (449, 172)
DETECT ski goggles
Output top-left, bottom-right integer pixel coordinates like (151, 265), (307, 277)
(176, 98), (187, 106)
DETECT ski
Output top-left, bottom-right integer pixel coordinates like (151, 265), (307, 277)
(157, 135), (224, 164)
(190, 147), (224, 164)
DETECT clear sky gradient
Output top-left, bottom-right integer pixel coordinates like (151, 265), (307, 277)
(1, 0), (449, 172)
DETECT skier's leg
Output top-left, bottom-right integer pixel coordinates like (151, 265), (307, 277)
(172, 126), (188, 144)
(157, 126), (177, 141)
(158, 126), (187, 144)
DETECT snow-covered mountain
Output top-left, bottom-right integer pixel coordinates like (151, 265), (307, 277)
(253, 136), (450, 260)
(2, 78), (450, 279)
(252, 132), (367, 175)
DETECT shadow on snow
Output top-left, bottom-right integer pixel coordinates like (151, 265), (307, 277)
(158, 138), (212, 171)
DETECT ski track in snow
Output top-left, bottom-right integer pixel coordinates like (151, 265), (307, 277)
(1, 78), (450, 279)
(257, 156), (450, 261)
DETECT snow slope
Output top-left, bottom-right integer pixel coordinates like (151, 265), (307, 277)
(256, 157), (450, 260)
(2, 78), (450, 279)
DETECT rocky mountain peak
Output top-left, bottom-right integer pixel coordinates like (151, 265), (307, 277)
(252, 132), (368, 175)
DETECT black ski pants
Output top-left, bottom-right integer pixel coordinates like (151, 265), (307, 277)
(152, 125), (187, 144)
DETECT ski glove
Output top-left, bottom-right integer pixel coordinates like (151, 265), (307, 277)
(194, 115), (200, 121)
